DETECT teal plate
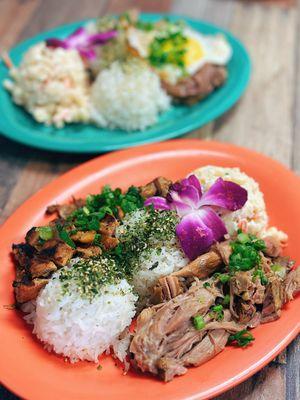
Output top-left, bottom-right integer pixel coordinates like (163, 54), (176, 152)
(0, 14), (251, 153)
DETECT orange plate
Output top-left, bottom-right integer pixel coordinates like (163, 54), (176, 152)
(0, 139), (299, 400)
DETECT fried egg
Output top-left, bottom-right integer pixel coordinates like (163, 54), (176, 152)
(182, 29), (232, 75)
(127, 26), (232, 79)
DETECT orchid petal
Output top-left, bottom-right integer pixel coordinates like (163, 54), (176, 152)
(176, 207), (227, 260)
(45, 27), (117, 61)
(199, 178), (247, 211)
(144, 197), (171, 211)
(176, 213), (215, 260)
(168, 189), (196, 216)
(187, 175), (202, 197)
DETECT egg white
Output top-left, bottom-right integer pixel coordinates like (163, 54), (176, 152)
(183, 28), (232, 75)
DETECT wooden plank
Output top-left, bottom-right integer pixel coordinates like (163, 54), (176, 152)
(213, 1), (296, 167)
(20, 0), (107, 39)
(103, 0), (172, 13)
(286, 335), (300, 400)
(292, 1), (300, 173)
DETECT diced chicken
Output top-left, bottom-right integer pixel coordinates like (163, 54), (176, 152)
(71, 230), (96, 244)
(12, 243), (34, 267)
(139, 181), (157, 199)
(14, 278), (49, 303)
(99, 214), (119, 236)
(139, 177), (172, 199)
(75, 246), (102, 258)
(25, 227), (41, 249)
(30, 259), (57, 278)
(40, 240), (74, 266)
(101, 235), (119, 250)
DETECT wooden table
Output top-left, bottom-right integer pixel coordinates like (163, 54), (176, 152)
(0, 0), (299, 399)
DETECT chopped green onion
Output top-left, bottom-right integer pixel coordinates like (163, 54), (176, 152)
(237, 232), (250, 244)
(210, 304), (224, 321)
(252, 268), (269, 286)
(203, 282), (211, 288)
(193, 315), (206, 330)
(222, 294), (230, 306)
(271, 264), (286, 279)
(37, 226), (53, 241)
(228, 330), (254, 347)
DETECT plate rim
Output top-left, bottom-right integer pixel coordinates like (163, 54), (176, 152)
(1, 139), (299, 400)
(0, 13), (251, 153)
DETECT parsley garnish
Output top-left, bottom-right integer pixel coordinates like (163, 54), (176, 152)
(228, 330), (254, 347)
(56, 224), (76, 249)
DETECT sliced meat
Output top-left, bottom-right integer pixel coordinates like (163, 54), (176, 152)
(284, 267), (300, 302)
(261, 276), (284, 323)
(162, 64), (227, 104)
(151, 276), (183, 304)
(129, 281), (240, 381)
(14, 278), (49, 303)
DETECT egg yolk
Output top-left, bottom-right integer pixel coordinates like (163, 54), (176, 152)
(184, 37), (204, 67)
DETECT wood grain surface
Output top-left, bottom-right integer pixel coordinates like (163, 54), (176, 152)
(0, 0), (299, 399)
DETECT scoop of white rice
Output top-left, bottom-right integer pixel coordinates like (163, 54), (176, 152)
(116, 209), (188, 304)
(4, 42), (91, 128)
(191, 166), (268, 236)
(28, 267), (137, 363)
(90, 59), (171, 131)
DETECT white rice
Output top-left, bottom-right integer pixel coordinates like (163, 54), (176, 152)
(4, 42), (91, 128)
(25, 267), (137, 363)
(191, 165), (268, 236)
(116, 209), (188, 304)
(90, 59), (171, 131)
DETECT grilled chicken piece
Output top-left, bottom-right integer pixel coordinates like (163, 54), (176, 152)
(25, 227), (41, 249)
(139, 181), (157, 199)
(71, 230), (96, 244)
(99, 214), (119, 236)
(14, 278), (49, 303)
(40, 240), (74, 266)
(101, 235), (119, 250)
(139, 177), (172, 199)
(29, 259), (57, 278)
(46, 198), (85, 219)
(12, 243), (34, 267)
(162, 64), (227, 104)
(75, 246), (102, 258)
(151, 276), (183, 304)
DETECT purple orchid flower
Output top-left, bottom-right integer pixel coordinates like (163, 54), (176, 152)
(145, 175), (247, 260)
(46, 27), (117, 61)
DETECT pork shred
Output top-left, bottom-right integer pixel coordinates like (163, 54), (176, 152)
(130, 281), (243, 381)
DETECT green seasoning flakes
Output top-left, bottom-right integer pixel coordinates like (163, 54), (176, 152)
(59, 257), (122, 300)
(67, 185), (144, 232)
(113, 209), (179, 276)
(229, 231), (266, 273)
(193, 315), (206, 330)
(228, 330), (255, 348)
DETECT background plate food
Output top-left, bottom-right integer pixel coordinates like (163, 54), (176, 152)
(0, 14), (251, 153)
(0, 140), (299, 400)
